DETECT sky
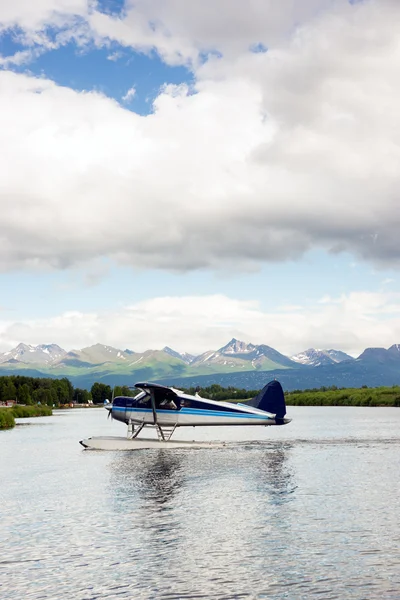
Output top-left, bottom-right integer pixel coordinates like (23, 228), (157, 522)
(1, 0), (400, 357)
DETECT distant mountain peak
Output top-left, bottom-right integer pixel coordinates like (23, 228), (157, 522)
(358, 345), (400, 363)
(36, 343), (65, 355)
(67, 344), (135, 364)
(15, 342), (35, 352)
(388, 344), (400, 354)
(291, 348), (354, 367)
(219, 339), (255, 354)
(163, 346), (194, 364)
(357, 347), (388, 362)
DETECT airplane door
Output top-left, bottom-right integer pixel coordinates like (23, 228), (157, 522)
(124, 397), (148, 423)
(157, 398), (181, 426)
(125, 398), (134, 422)
(132, 394), (153, 423)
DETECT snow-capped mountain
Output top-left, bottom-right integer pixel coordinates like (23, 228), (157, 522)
(387, 344), (400, 358)
(2, 340), (400, 393)
(218, 339), (256, 354)
(291, 348), (354, 367)
(191, 338), (297, 370)
(0, 343), (66, 364)
(59, 344), (136, 366)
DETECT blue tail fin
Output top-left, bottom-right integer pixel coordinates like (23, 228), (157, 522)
(247, 380), (286, 424)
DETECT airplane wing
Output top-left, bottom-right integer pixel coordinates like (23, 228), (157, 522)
(134, 382), (179, 400)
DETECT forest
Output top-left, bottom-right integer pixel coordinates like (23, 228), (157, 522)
(0, 375), (134, 407)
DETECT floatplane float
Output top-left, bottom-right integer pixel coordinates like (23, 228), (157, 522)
(79, 380), (291, 450)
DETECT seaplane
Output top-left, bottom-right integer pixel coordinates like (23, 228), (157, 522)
(80, 380), (291, 450)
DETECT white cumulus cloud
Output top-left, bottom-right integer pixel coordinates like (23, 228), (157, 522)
(1, 0), (400, 274)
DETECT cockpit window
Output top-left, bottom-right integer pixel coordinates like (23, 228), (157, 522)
(113, 397), (126, 407)
(137, 393), (152, 408)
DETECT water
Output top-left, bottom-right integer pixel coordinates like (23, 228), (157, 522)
(1, 407), (399, 600)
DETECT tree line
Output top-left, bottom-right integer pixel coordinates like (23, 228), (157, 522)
(0, 375), (135, 407)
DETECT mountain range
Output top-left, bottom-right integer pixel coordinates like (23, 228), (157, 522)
(1, 339), (400, 391)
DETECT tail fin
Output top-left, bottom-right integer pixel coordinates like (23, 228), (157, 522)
(247, 380), (286, 424)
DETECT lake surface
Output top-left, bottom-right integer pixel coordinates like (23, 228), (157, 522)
(1, 406), (399, 600)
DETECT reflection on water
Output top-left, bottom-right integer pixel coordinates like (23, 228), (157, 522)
(111, 451), (184, 507)
(255, 445), (296, 504)
(0, 407), (400, 599)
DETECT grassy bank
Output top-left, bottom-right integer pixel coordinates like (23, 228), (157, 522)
(0, 409), (15, 429)
(0, 405), (53, 430)
(11, 405), (53, 418)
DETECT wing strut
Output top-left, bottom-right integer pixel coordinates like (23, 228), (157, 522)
(149, 389), (158, 425)
(156, 424), (177, 442)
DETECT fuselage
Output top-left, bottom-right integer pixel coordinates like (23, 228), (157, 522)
(110, 390), (290, 427)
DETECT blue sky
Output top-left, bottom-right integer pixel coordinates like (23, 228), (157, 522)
(0, 251), (396, 319)
(1, 0), (400, 356)
(0, 29), (192, 115)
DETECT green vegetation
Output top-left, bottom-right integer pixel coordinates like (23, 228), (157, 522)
(0, 405), (53, 430)
(0, 375), (136, 411)
(285, 385), (400, 407)
(11, 405), (53, 418)
(0, 375), (74, 406)
(0, 409), (15, 429)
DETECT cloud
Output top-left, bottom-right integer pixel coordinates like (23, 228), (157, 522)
(1, 292), (400, 356)
(0, 48), (40, 67)
(106, 50), (122, 61)
(0, 1), (358, 68)
(122, 85), (136, 103)
(0, 2), (91, 68)
(0, 0), (87, 31)
(1, 1), (400, 273)
(88, 0), (339, 66)
(0, 46), (45, 69)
